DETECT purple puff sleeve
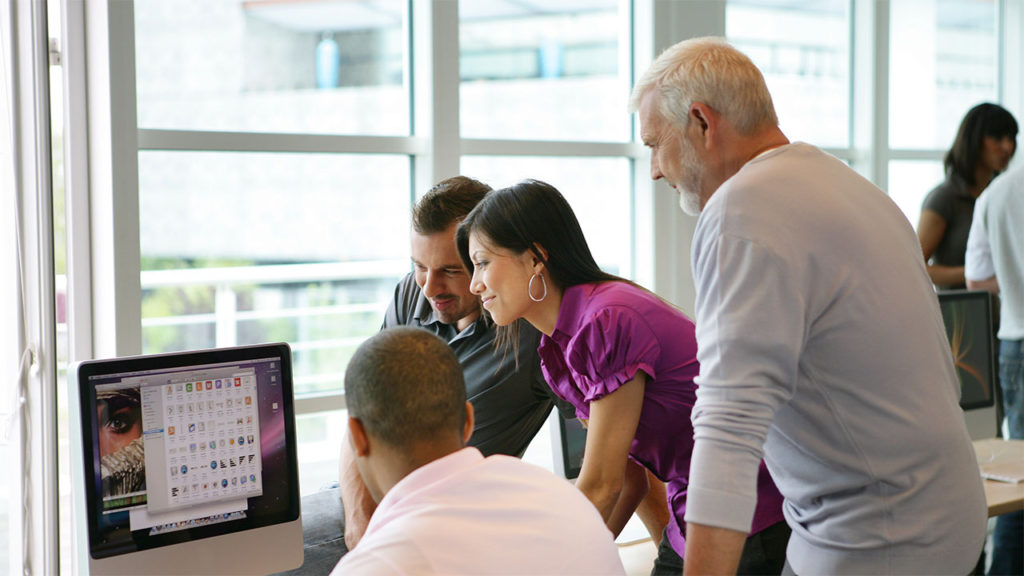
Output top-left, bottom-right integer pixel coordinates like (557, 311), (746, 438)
(564, 306), (661, 404)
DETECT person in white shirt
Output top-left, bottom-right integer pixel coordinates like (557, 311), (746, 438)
(965, 160), (1024, 576)
(630, 36), (987, 575)
(330, 326), (625, 576)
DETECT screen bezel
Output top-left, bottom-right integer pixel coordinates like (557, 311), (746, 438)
(75, 342), (301, 560)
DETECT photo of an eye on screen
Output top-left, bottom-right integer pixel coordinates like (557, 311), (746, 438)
(96, 386), (146, 500)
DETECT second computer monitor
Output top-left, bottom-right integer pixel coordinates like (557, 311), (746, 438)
(936, 290), (998, 440)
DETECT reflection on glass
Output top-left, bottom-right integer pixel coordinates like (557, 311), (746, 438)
(887, 159), (945, 228)
(889, 0), (997, 149)
(137, 151), (411, 396)
(727, 0), (850, 147)
(459, 0), (628, 142)
(134, 0), (408, 135)
(461, 156), (631, 277)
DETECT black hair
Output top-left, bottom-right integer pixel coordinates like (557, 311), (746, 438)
(344, 327), (466, 449)
(455, 179), (620, 289)
(944, 103), (1018, 186)
(412, 176), (492, 235)
(455, 179), (624, 352)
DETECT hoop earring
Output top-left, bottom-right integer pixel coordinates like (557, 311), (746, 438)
(528, 273), (548, 303)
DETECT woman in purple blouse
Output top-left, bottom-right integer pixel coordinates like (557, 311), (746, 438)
(456, 179), (788, 575)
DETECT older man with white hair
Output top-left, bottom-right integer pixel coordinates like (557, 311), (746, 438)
(631, 36), (987, 575)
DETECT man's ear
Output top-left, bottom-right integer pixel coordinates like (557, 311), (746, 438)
(462, 402), (475, 444)
(689, 102), (715, 146)
(348, 416), (371, 457)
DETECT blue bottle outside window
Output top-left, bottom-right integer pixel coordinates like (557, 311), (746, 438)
(316, 32), (339, 89)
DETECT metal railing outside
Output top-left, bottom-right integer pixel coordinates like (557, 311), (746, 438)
(139, 259), (409, 415)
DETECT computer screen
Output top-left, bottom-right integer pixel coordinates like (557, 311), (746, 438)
(70, 343), (302, 575)
(551, 415), (586, 480)
(937, 290), (996, 410)
(936, 290), (998, 439)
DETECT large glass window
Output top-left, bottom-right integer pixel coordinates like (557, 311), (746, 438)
(889, 0), (998, 149)
(727, 0), (850, 147)
(461, 156), (632, 276)
(137, 151), (411, 396)
(886, 0), (1000, 230)
(134, 0), (409, 135)
(128, 0), (417, 508)
(887, 159), (945, 227)
(458, 0), (629, 142)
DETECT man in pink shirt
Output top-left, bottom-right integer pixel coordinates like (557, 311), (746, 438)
(331, 326), (625, 575)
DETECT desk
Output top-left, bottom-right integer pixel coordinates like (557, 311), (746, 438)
(973, 438), (1024, 517)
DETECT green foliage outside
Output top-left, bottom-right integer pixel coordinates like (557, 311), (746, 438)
(140, 260), (394, 397)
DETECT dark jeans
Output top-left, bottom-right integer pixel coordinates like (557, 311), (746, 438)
(989, 339), (1024, 576)
(272, 485), (348, 576)
(650, 521), (791, 576)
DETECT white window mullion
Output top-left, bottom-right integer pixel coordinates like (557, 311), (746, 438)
(1002, 0), (1024, 121)
(460, 138), (642, 158)
(137, 129), (429, 156)
(62, 0), (93, 365)
(413, 0), (460, 193)
(85, 0), (141, 358)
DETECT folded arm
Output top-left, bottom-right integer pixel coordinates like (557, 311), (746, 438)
(339, 432), (377, 550)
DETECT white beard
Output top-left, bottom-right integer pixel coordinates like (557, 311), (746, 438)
(674, 134), (705, 216)
(678, 188), (701, 216)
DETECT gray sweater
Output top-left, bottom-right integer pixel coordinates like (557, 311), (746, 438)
(687, 144), (987, 575)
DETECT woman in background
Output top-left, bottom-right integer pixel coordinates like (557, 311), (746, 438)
(456, 179), (788, 575)
(918, 102), (1017, 290)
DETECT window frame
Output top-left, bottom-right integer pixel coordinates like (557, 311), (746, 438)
(72, 0), (663, 414)
(32, 0), (1024, 573)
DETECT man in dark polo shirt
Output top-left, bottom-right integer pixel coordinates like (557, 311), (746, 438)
(340, 176), (558, 548)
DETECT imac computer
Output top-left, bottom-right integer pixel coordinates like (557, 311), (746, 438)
(70, 343), (303, 575)
(936, 290), (999, 440)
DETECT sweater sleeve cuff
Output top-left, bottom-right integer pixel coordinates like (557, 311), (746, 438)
(683, 485), (757, 533)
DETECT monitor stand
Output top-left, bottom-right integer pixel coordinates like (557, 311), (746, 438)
(963, 405), (999, 441)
